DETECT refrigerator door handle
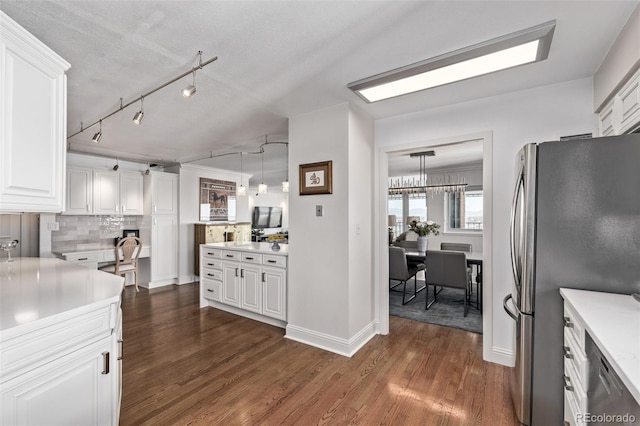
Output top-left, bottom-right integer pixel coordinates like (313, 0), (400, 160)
(503, 294), (518, 321)
(510, 163), (525, 290)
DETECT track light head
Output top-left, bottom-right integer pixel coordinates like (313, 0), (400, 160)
(113, 164), (119, 171)
(92, 131), (102, 144)
(132, 110), (144, 125)
(182, 70), (197, 98)
(145, 168), (150, 175)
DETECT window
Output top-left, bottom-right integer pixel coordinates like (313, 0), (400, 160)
(445, 188), (483, 232)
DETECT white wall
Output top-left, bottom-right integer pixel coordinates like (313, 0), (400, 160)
(287, 103), (376, 355)
(376, 77), (598, 365)
(171, 163), (250, 283)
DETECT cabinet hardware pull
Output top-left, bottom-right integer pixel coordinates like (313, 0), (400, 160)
(563, 316), (574, 328)
(241, 269), (244, 278)
(563, 375), (573, 391)
(226, 254), (234, 258)
(207, 273), (214, 277)
(207, 289), (214, 293)
(268, 260), (276, 263)
(117, 340), (123, 361)
(246, 257), (253, 260)
(262, 272), (266, 282)
(78, 257), (88, 261)
(563, 346), (573, 359)
(102, 351), (110, 375)
(207, 263), (214, 266)
(235, 268), (239, 277)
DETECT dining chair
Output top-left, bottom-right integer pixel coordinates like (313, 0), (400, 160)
(424, 250), (470, 316)
(99, 236), (142, 292)
(389, 246), (426, 305)
(440, 242), (474, 300)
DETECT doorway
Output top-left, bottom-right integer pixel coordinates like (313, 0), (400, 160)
(376, 131), (493, 359)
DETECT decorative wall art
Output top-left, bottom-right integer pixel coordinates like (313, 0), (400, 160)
(299, 161), (332, 195)
(199, 178), (236, 221)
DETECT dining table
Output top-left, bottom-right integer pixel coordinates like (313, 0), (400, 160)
(404, 248), (483, 312)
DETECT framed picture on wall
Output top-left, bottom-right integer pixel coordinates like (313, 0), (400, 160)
(199, 178), (236, 221)
(299, 161), (332, 195)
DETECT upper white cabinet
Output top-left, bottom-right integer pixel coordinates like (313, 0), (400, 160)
(144, 171), (178, 215)
(65, 167), (93, 215)
(0, 11), (70, 213)
(92, 170), (143, 216)
(598, 67), (640, 136)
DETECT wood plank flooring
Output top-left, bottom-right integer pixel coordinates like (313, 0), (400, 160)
(120, 283), (517, 425)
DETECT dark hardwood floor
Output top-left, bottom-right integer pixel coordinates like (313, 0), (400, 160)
(120, 283), (518, 425)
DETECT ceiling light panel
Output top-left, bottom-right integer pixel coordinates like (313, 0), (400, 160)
(349, 20), (555, 103)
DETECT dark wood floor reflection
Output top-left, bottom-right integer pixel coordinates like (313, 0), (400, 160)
(120, 283), (517, 425)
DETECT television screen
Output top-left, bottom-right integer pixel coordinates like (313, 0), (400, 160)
(252, 206), (282, 229)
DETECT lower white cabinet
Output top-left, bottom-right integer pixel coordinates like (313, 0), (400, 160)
(149, 215), (178, 285)
(200, 244), (287, 326)
(0, 302), (122, 426)
(562, 301), (588, 426)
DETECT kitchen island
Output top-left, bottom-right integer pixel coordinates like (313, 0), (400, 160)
(0, 258), (124, 426)
(200, 242), (288, 328)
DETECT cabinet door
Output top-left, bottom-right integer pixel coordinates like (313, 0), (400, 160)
(152, 173), (178, 215)
(222, 261), (241, 307)
(0, 14), (69, 213)
(262, 266), (287, 321)
(120, 171), (143, 215)
(618, 69), (640, 134)
(240, 263), (262, 314)
(0, 337), (114, 426)
(93, 171), (120, 215)
(113, 308), (123, 426)
(64, 167), (92, 215)
(151, 215), (178, 282)
(598, 100), (616, 137)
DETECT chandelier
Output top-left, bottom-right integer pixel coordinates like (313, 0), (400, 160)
(388, 150), (467, 196)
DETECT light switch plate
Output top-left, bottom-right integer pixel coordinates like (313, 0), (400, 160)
(316, 205), (323, 216)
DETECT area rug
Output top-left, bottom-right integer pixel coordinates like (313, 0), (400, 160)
(389, 280), (483, 334)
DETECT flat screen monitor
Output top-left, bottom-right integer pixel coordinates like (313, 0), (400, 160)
(252, 206), (282, 229)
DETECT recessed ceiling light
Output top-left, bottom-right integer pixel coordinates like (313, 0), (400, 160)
(348, 20), (555, 103)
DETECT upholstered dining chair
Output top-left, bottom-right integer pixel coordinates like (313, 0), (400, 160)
(424, 250), (470, 316)
(440, 242), (474, 297)
(389, 246), (426, 305)
(100, 236), (142, 292)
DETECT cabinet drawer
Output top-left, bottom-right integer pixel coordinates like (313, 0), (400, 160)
(201, 258), (222, 271)
(222, 250), (241, 261)
(564, 331), (588, 388)
(0, 304), (113, 380)
(64, 252), (102, 263)
(563, 304), (585, 349)
(262, 254), (286, 268)
(201, 247), (222, 259)
(202, 278), (222, 302)
(201, 267), (222, 281)
(241, 252), (262, 264)
(564, 357), (587, 414)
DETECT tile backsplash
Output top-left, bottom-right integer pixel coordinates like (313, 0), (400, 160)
(52, 215), (144, 252)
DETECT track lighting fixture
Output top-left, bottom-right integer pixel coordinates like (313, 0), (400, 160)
(282, 181), (289, 193)
(237, 153), (247, 196)
(92, 120), (103, 143)
(182, 70), (197, 98)
(145, 163), (150, 175)
(282, 142), (289, 192)
(132, 97), (144, 124)
(113, 158), (119, 171)
(68, 50), (218, 143)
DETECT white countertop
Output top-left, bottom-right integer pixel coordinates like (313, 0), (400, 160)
(53, 245), (150, 258)
(202, 241), (288, 255)
(560, 288), (640, 404)
(0, 258), (124, 334)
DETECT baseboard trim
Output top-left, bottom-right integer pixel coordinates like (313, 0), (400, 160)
(204, 301), (287, 329)
(285, 321), (377, 357)
(142, 278), (177, 289)
(178, 275), (196, 285)
(485, 345), (514, 367)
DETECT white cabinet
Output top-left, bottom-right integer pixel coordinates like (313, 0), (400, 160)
(93, 170), (143, 215)
(150, 215), (178, 283)
(200, 244), (287, 326)
(144, 171), (178, 215)
(0, 11), (70, 213)
(598, 67), (640, 136)
(143, 171), (178, 288)
(562, 301), (588, 426)
(65, 167), (93, 215)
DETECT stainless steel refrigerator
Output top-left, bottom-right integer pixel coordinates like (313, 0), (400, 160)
(503, 134), (640, 425)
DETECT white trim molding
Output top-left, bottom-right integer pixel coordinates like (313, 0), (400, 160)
(285, 321), (377, 357)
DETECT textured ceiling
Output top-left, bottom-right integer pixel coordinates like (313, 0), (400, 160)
(0, 1), (636, 185)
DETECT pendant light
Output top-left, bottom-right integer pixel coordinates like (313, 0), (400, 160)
(282, 142), (289, 192)
(258, 148), (267, 195)
(237, 152), (246, 196)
